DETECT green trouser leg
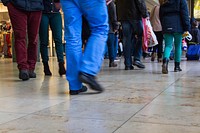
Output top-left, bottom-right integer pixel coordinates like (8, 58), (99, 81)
(163, 33), (182, 62)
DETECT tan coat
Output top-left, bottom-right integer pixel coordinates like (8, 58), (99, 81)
(150, 5), (162, 32)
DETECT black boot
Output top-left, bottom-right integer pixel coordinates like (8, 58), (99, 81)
(43, 62), (52, 76)
(162, 58), (169, 74)
(174, 62), (182, 72)
(59, 62), (66, 76)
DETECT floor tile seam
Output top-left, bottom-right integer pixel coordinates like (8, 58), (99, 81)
(0, 95), (15, 99)
(0, 101), (67, 126)
(0, 101), (67, 115)
(0, 98), (68, 103)
(70, 98), (148, 106)
(69, 99), (143, 105)
(0, 113), (32, 126)
(0, 111), (28, 115)
(29, 113), (126, 123)
(112, 72), (188, 132)
(129, 120), (200, 128)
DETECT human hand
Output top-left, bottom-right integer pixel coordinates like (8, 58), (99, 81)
(182, 31), (189, 37)
(55, 3), (61, 10)
(106, 0), (112, 5)
(183, 31), (192, 41)
(145, 17), (150, 20)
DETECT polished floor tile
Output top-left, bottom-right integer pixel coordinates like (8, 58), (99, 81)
(0, 57), (200, 132)
(115, 122), (200, 133)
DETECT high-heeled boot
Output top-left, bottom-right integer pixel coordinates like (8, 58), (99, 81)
(43, 62), (52, 76)
(174, 62), (182, 72)
(162, 58), (169, 74)
(59, 62), (66, 76)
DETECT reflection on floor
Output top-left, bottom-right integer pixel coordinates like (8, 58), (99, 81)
(0, 57), (200, 133)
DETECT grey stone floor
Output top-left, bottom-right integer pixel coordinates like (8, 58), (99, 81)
(0, 57), (200, 133)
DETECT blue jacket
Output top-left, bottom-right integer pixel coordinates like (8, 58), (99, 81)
(43, 0), (60, 13)
(160, 0), (190, 34)
(1, 0), (44, 11)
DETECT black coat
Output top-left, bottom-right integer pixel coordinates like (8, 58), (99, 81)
(43, 0), (60, 13)
(159, 0), (190, 34)
(1, 0), (44, 11)
(190, 28), (200, 44)
(108, 1), (119, 33)
(115, 0), (148, 21)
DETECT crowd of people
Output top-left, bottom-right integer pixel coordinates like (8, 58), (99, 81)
(1, 0), (199, 95)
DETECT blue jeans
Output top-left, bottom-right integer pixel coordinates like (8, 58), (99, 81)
(61, 0), (108, 90)
(107, 33), (116, 62)
(39, 13), (64, 63)
(114, 34), (118, 59)
(121, 20), (143, 67)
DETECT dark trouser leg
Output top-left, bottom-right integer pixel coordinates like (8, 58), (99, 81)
(27, 11), (42, 70)
(7, 3), (28, 70)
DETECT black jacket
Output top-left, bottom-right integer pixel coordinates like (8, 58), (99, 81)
(1, 0), (44, 11)
(190, 28), (200, 44)
(159, 0), (190, 33)
(108, 1), (119, 33)
(43, 0), (60, 13)
(115, 0), (148, 21)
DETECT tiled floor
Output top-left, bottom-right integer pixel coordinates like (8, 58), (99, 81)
(0, 57), (200, 133)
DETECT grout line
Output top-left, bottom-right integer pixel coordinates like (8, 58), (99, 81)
(112, 70), (189, 133)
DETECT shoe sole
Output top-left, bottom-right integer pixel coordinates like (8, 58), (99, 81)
(133, 64), (145, 69)
(69, 85), (88, 95)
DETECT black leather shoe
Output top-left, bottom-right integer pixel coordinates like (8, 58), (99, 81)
(79, 72), (104, 93)
(19, 70), (29, 81)
(125, 65), (134, 70)
(29, 70), (36, 78)
(69, 85), (88, 95)
(133, 60), (145, 68)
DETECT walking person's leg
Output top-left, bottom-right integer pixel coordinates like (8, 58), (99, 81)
(7, 3), (29, 80)
(50, 13), (66, 76)
(162, 34), (173, 74)
(27, 11), (42, 78)
(121, 21), (133, 70)
(39, 14), (52, 76)
(133, 20), (145, 69)
(61, 0), (84, 94)
(155, 31), (163, 62)
(107, 33), (117, 67)
(174, 33), (182, 72)
(78, 0), (109, 92)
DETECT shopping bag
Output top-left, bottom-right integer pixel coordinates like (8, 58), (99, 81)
(143, 18), (158, 48)
(142, 18), (148, 51)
